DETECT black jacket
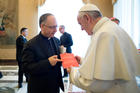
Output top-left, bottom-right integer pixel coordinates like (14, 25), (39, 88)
(60, 32), (73, 53)
(16, 35), (27, 63)
(22, 33), (64, 93)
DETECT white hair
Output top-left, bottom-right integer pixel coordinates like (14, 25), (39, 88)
(78, 11), (102, 20)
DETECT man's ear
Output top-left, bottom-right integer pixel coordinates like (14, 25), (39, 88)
(83, 14), (91, 23)
(40, 24), (44, 28)
(41, 24), (43, 27)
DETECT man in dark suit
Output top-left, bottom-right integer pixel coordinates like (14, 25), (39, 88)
(59, 25), (73, 53)
(22, 13), (64, 93)
(0, 71), (3, 79)
(59, 25), (73, 77)
(16, 27), (28, 88)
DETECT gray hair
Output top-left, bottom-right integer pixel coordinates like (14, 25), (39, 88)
(59, 25), (65, 29)
(39, 13), (53, 28)
(78, 11), (102, 20)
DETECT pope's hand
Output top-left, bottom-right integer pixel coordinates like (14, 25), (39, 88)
(48, 55), (61, 66)
(66, 67), (71, 74)
(75, 56), (81, 64)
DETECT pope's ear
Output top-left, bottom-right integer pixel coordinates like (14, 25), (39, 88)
(83, 14), (90, 23)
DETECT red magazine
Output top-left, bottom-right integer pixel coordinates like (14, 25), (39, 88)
(60, 53), (79, 68)
(138, 49), (140, 55)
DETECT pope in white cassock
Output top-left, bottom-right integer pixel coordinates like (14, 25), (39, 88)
(67, 3), (140, 93)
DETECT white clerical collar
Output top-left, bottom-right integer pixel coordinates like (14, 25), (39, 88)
(48, 37), (51, 40)
(22, 35), (26, 38)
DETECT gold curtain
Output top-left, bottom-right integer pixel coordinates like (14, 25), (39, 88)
(35, 0), (46, 7)
(112, 0), (117, 5)
(82, 0), (89, 4)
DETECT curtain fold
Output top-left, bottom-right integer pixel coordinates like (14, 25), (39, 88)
(112, 0), (117, 5)
(35, 0), (46, 7)
(113, 0), (140, 48)
(82, 0), (90, 4)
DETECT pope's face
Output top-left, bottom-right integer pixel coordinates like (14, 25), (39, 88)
(41, 15), (57, 38)
(77, 16), (92, 35)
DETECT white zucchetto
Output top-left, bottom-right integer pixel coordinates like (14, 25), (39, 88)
(79, 3), (100, 12)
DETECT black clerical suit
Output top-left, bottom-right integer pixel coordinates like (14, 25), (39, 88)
(16, 35), (28, 85)
(22, 33), (64, 93)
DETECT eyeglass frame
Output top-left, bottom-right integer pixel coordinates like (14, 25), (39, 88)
(44, 24), (58, 29)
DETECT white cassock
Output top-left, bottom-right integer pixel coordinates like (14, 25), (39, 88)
(69, 17), (140, 93)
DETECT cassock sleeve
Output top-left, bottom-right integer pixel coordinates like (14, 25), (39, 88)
(69, 68), (114, 92)
(22, 43), (52, 76)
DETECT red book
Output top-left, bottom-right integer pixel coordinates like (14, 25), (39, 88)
(138, 49), (140, 54)
(60, 53), (79, 68)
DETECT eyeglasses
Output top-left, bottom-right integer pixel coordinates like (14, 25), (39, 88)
(44, 24), (57, 29)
